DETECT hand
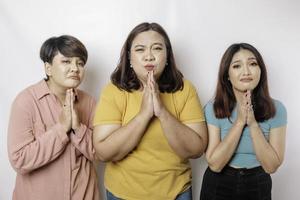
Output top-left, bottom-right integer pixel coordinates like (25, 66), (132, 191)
(245, 90), (257, 126)
(71, 89), (80, 130)
(139, 72), (154, 120)
(59, 89), (72, 133)
(236, 91), (248, 126)
(148, 71), (165, 117)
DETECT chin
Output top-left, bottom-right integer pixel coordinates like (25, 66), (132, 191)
(234, 87), (251, 93)
(65, 81), (81, 89)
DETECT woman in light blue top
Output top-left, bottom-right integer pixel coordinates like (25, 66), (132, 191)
(200, 43), (287, 200)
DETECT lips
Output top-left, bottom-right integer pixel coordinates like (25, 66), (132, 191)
(240, 78), (253, 82)
(144, 64), (155, 71)
(68, 75), (80, 80)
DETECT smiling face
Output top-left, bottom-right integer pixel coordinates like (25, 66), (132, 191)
(45, 52), (85, 90)
(228, 49), (261, 93)
(129, 30), (167, 83)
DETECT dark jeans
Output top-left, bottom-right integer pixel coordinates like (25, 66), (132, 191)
(106, 187), (192, 200)
(200, 166), (272, 200)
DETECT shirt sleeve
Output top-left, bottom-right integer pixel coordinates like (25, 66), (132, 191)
(93, 83), (124, 126)
(7, 92), (69, 174)
(70, 95), (97, 161)
(204, 101), (220, 127)
(269, 100), (287, 129)
(178, 80), (205, 123)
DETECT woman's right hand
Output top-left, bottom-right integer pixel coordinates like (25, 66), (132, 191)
(139, 72), (154, 120)
(236, 91), (249, 126)
(59, 89), (72, 133)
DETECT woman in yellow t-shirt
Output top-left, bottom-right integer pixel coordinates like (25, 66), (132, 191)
(93, 22), (207, 200)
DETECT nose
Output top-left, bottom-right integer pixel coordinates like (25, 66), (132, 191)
(144, 49), (155, 61)
(243, 65), (251, 75)
(70, 63), (79, 72)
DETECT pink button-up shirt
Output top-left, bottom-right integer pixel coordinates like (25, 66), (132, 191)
(8, 80), (100, 200)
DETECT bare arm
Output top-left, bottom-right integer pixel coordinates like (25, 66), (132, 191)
(93, 82), (154, 162)
(246, 92), (286, 173)
(158, 109), (207, 159)
(205, 92), (249, 172)
(205, 122), (244, 172)
(250, 124), (286, 173)
(93, 112), (151, 162)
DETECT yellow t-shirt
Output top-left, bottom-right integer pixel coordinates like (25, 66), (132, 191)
(94, 80), (205, 200)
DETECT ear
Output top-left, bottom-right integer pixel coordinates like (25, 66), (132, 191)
(44, 62), (52, 77)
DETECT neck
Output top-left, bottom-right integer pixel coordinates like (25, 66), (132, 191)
(46, 80), (67, 104)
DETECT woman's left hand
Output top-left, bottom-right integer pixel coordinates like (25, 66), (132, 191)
(245, 90), (257, 126)
(70, 89), (80, 130)
(148, 71), (165, 117)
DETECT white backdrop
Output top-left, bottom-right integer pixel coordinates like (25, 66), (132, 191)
(1, 0), (299, 199)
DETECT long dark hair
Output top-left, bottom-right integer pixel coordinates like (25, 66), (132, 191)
(214, 43), (275, 122)
(111, 22), (183, 93)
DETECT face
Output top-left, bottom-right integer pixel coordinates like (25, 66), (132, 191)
(228, 49), (261, 93)
(130, 30), (167, 82)
(45, 52), (85, 90)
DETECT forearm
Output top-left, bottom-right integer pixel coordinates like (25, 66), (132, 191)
(8, 123), (69, 174)
(158, 109), (206, 159)
(250, 123), (281, 173)
(207, 122), (244, 172)
(70, 123), (96, 161)
(94, 113), (151, 162)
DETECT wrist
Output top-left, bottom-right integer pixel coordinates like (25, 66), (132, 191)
(235, 119), (245, 127)
(61, 124), (71, 133)
(72, 123), (81, 132)
(157, 107), (169, 121)
(138, 111), (152, 122)
(249, 121), (259, 129)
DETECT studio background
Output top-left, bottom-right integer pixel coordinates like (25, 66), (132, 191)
(1, 0), (299, 199)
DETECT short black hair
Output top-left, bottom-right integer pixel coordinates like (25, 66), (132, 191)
(40, 35), (88, 64)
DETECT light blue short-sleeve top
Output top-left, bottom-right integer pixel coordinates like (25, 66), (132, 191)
(204, 99), (287, 168)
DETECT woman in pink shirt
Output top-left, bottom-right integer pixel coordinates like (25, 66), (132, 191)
(8, 35), (100, 200)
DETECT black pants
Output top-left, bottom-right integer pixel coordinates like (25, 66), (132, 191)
(200, 166), (272, 200)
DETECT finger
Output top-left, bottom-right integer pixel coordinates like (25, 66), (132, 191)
(64, 89), (70, 108)
(150, 70), (154, 82)
(70, 90), (74, 111)
(67, 89), (72, 106)
(147, 71), (150, 82)
(148, 72), (154, 92)
(242, 93), (248, 106)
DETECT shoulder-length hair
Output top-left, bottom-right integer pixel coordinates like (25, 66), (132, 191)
(111, 22), (183, 93)
(214, 43), (275, 122)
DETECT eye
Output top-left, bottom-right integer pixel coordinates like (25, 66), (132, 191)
(153, 46), (163, 51)
(62, 60), (71, 64)
(232, 64), (240, 69)
(77, 62), (85, 67)
(250, 62), (258, 66)
(135, 48), (144, 52)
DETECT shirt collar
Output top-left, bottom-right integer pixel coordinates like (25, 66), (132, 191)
(36, 79), (79, 101)
(35, 79), (51, 100)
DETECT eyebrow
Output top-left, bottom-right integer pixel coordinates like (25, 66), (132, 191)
(133, 43), (164, 48)
(133, 44), (145, 48)
(152, 43), (163, 46)
(231, 60), (240, 64)
(231, 57), (257, 64)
